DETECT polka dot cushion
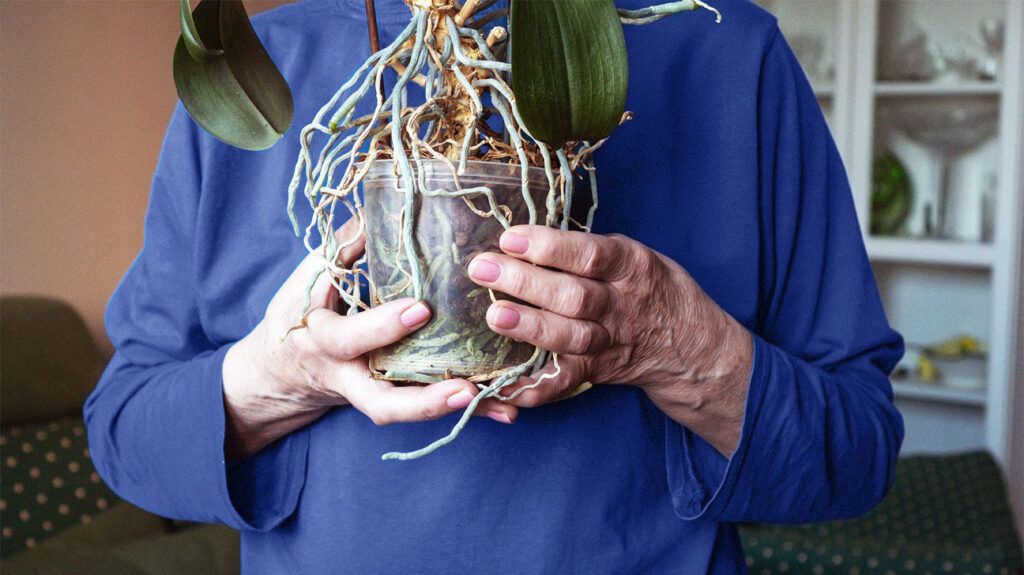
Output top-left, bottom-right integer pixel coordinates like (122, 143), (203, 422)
(740, 451), (1024, 575)
(1, 417), (118, 556)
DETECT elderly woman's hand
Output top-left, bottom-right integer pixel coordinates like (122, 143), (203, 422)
(467, 225), (753, 455)
(222, 218), (516, 459)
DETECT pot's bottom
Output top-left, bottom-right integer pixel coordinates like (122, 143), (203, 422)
(368, 337), (535, 383)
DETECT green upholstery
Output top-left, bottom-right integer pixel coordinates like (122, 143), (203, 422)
(2, 503), (239, 575)
(1, 296), (108, 426)
(0, 296), (240, 574)
(1, 418), (119, 556)
(740, 451), (1024, 575)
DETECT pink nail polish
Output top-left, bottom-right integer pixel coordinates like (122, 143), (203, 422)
(399, 302), (431, 327)
(468, 258), (501, 282)
(488, 305), (520, 329)
(487, 411), (513, 424)
(500, 232), (529, 255)
(446, 390), (474, 409)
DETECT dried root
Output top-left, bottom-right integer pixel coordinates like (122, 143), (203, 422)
(284, 0), (705, 460)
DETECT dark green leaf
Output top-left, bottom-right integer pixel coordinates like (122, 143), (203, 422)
(178, 0), (221, 61)
(173, 0), (293, 150)
(510, 0), (628, 145)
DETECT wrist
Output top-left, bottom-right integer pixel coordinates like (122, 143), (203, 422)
(642, 288), (752, 405)
(643, 309), (752, 456)
(221, 326), (336, 459)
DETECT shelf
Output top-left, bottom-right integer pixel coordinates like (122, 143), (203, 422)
(874, 81), (1002, 97)
(892, 380), (987, 407)
(866, 237), (994, 268)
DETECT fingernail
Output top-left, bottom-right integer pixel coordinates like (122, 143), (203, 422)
(487, 305), (520, 329)
(487, 410), (513, 424)
(500, 232), (529, 255)
(399, 302), (431, 327)
(468, 258), (501, 282)
(446, 390), (474, 409)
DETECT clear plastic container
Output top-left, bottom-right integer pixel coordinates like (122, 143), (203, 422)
(362, 159), (552, 382)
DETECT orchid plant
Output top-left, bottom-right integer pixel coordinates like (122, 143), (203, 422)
(173, 0), (720, 459)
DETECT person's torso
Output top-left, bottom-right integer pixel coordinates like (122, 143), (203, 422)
(188, 1), (777, 572)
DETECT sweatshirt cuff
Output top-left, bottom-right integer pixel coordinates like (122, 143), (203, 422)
(206, 345), (310, 532)
(664, 333), (770, 521)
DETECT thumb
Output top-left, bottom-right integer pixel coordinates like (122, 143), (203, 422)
(307, 298), (432, 361)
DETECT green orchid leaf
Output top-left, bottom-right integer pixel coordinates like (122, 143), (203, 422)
(510, 0), (628, 145)
(173, 0), (293, 150)
(178, 0), (221, 61)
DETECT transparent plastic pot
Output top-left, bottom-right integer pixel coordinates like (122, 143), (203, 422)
(361, 159), (552, 382)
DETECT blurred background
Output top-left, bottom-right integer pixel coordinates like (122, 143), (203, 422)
(1, 0), (1022, 573)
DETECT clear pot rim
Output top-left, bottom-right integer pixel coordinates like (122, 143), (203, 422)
(358, 158), (550, 187)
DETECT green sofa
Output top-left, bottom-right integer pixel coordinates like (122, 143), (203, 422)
(1, 296), (239, 574)
(740, 451), (1023, 575)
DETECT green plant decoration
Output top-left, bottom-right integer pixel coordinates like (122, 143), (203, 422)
(171, 0), (720, 460)
(174, 0), (293, 150)
(871, 152), (913, 236)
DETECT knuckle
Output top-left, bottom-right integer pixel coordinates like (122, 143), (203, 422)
(526, 313), (548, 344)
(319, 328), (358, 360)
(557, 283), (591, 318)
(632, 240), (656, 268)
(586, 282), (612, 318)
(579, 242), (606, 278)
(568, 325), (595, 355)
(529, 234), (553, 261)
(308, 326), (334, 355)
(502, 263), (530, 296)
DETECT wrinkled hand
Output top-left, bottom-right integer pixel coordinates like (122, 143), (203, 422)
(467, 225), (752, 455)
(222, 218), (516, 459)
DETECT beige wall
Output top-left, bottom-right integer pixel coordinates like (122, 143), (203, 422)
(0, 0), (289, 351)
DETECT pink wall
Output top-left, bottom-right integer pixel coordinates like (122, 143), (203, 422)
(0, 0), (289, 351)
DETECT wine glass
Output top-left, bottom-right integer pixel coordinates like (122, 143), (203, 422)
(884, 98), (999, 239)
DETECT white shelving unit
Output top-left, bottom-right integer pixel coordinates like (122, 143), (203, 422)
(866, 236), (994, 268)
(759, 0), (1024, 467)
(892, 380), (987, 406)
(874, 81), (1002, 96)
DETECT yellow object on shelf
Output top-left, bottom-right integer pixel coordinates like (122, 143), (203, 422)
(926, 335), (986, 359)
(917, 355), (938, 383)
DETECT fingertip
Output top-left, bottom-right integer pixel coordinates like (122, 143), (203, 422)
(433, 377), (476, 403)
(475, 398), (516, 424)
(499, 230), (530, 255)
(467, 256), (501, 283)
(499, 403), (519, 423)
(398, 300), (432, 328)
(486, 302), (521, 330)
(445, 388), (475, 409)
(486, 410), (514, 424)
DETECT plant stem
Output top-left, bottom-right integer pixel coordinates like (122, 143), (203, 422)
(364, 0), (381, 53)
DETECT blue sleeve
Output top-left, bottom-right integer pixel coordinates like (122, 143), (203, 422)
(664, 28), (905, 524)
(83, 105), (309, 531)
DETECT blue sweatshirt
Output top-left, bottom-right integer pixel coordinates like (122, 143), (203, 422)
(85, 0), (904, 572)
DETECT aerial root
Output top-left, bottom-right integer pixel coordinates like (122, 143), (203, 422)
(287, 0), (602, 460)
